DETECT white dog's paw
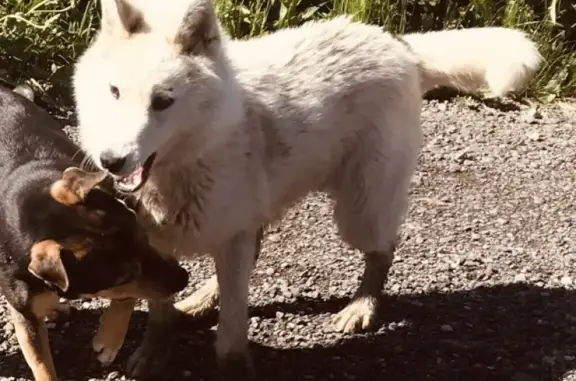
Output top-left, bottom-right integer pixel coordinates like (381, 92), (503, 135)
(331, 296), (378, 334)
(92, 335), (122, 366)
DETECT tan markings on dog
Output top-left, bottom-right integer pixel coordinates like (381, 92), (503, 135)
(29, 240), (70, 292)
(92, 299), (136, 366)
(49, 179), (81, 206)
(87, 280), (163, 301)
(45, 300), (71, 323)
(29, 239), (94, 292)
(59, 236), (94, 260)
(50, 167), (108, 206)
(10, 305), (58, 381)
(30, 292), (59, 319)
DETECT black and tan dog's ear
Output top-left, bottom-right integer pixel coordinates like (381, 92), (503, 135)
(28, 240), (69, 292)
(50, 167), (108, 206)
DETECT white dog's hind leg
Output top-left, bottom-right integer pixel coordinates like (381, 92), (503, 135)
(332, 245), (397, 333)
(331, 107), (420, 334)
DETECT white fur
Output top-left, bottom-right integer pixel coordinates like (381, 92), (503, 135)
(402, 27), (542, 97)
(72, 0), (541, 375)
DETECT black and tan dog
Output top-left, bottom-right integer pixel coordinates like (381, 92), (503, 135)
(0, 84), (189, 381)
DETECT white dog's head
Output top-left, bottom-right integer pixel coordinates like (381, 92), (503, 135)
(73, 0), (241, 193)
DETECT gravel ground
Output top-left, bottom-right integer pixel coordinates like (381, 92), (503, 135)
(0, 97), (575, 381)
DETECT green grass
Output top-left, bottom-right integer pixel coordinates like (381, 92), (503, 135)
(1, 0), (575, 106)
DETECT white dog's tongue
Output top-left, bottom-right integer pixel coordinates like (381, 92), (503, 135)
(118, 167), (144, 191)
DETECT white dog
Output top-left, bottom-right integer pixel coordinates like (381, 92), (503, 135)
(72, 0), (541, 377)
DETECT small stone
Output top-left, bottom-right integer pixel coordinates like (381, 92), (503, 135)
(107, 371), (119, 380)
(264, 267), (275, 276)
(560, 276), (573, 286)
(250, 316), (261, 326)
(307, 290), (320, 299)
(290, 286), (300, 297)
(452, 148), (472, 162)
(4, 322), (13, 334)
(440, 324), (453, 332)
(526, 131), (541, 141)
(514, 274), (527, 282)
(268, 233), (281, 242)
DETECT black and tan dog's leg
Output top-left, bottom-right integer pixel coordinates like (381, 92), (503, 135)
(92, 298), (136, 366)
(10, 292), (59, 381)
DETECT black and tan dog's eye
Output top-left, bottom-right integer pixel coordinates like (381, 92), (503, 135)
(150, 92), (174, 111)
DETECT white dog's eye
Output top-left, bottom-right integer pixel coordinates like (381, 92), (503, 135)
(150, 93), (174, 111)
(110, 85), (120, 99)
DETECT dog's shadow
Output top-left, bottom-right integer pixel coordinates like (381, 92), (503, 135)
(1, 283), (575, 380)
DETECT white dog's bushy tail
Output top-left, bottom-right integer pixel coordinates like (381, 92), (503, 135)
(401, 27), (542, 97)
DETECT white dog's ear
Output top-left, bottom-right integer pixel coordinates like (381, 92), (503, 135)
(173, 0), (221, 57)
(100, 0), (145, 35)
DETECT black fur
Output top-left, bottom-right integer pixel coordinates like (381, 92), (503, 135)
(0, 86), (82, 310)
(0, 84), (188, 312)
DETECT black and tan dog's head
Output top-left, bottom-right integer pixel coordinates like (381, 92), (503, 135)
(27, 167), (188, 300)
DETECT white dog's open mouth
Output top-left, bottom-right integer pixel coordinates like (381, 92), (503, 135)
(116, 153), (157, 193)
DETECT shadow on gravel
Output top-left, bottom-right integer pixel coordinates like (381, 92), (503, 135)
(1, 284), (575, 381)
(424, 87), (529, 111)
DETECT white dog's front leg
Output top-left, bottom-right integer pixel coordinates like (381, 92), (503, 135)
(213, 229), (260, 379)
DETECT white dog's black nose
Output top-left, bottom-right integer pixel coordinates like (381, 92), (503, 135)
(100, 151), (127, 174)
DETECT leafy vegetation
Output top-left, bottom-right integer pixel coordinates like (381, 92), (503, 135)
(1, 0), (574, 106)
